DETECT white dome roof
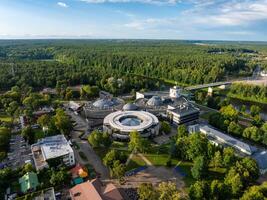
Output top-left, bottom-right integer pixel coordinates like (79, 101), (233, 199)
(123, 103), (138, 111)
(147, 96), (163, 106)
(93, 98), (119, 109)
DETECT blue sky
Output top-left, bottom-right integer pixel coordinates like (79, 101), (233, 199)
(1, 0), (267, 40)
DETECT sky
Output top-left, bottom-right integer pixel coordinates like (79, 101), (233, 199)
(1, 0), (267, 41)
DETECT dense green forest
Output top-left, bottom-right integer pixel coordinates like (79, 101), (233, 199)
(228, 83), (267, 104)
(0, 40), (266, 92)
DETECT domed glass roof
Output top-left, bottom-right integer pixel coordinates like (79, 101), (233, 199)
(119, 116), (142, 126)
(93, 98), (118, 109)
(147, 96), (163, 106)
(122, 103), (138, 111)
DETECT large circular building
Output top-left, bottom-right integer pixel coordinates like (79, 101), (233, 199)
(83, 97), (124, 119)
(103, 110), (160, 140)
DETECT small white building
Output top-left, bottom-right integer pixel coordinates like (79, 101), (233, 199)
(136, 86), (181, 100)
(31, 135), (75, 171)
(188, 124), (267, 174)
(260, 70), (267, 77)
(167, 98), (200, 125)
(69, 101), (83, 112)
(169, 86), (182, 98)
(189, 124), (256, 155)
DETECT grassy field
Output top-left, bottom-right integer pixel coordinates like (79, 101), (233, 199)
(145, 143), (227, 189)
(0, 114), (12, 122)
(111, 141), (128, 149)
(227, 93), (267, 105)
(92, 140), (226, 189)
(93, 141), (146, 171)
(93, 141), (129, 160)
(126, 154), (146, 171)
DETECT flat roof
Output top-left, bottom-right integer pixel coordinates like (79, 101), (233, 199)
(36, 135), (73, 160)
(200, 125), (257, 155)
(252, 150), (267, 172)
(136, 91), (169, 97)
(167, 100), (200, 117)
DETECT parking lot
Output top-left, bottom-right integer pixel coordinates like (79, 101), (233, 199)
(4, 134), (32, 170)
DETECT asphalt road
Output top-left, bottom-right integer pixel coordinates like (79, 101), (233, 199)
(65, 108), (110, 180)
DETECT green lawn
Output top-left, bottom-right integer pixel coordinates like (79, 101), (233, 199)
(111, 141), (128, 149)
(126, 154), (146, 171)
(145, 153), (170, 166)
(147, 143), (171, 154)
(93, 141), (130, 160)
(227, 93), (267, 105)
(144, 152), (196, 188)
(0, 114), (12, 122)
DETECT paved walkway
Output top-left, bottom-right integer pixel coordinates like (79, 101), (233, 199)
(137, 153), (153, 166)
(126, 150), (135, 166)
(66, 109), (110, 180)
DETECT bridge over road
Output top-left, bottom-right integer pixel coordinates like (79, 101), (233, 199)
(185, 81), (232, 91)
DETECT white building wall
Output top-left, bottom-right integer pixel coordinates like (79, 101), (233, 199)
(68, 151), (75, 166)
(136, 92), (145, 100)
(169, 86), (181, 98)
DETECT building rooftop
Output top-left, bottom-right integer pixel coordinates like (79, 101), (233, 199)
(19, 172), (39, 193)
(252, 150), (267, 174)
(167, 97), (199, 117)
(136, 91), (169, 99)
(37, 135), (73, 160)
(92, 98), (122, 110)
(69, 101), (83, 111)
(147, 96), (163, 107)
(32, 135), (73, 166)
(200, 125), (257, 155)
(33, 187), (56, 200)
(33, 106), (55, 116)
(122, 103), (139, 111)
(69, 178), (123, 200)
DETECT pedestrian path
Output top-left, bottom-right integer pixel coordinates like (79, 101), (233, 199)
(138, 153), (153, 166)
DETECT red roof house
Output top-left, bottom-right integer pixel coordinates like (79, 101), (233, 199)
(69, 178), (123, 200)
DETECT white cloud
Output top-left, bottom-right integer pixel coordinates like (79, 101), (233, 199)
(80, 0), (181, 5)
(187, 0), (267, 26)
(57, 2), (69, 8)
(124, 17), (177, 30)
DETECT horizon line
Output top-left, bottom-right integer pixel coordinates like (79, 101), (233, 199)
(0, 38), (267, 43)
